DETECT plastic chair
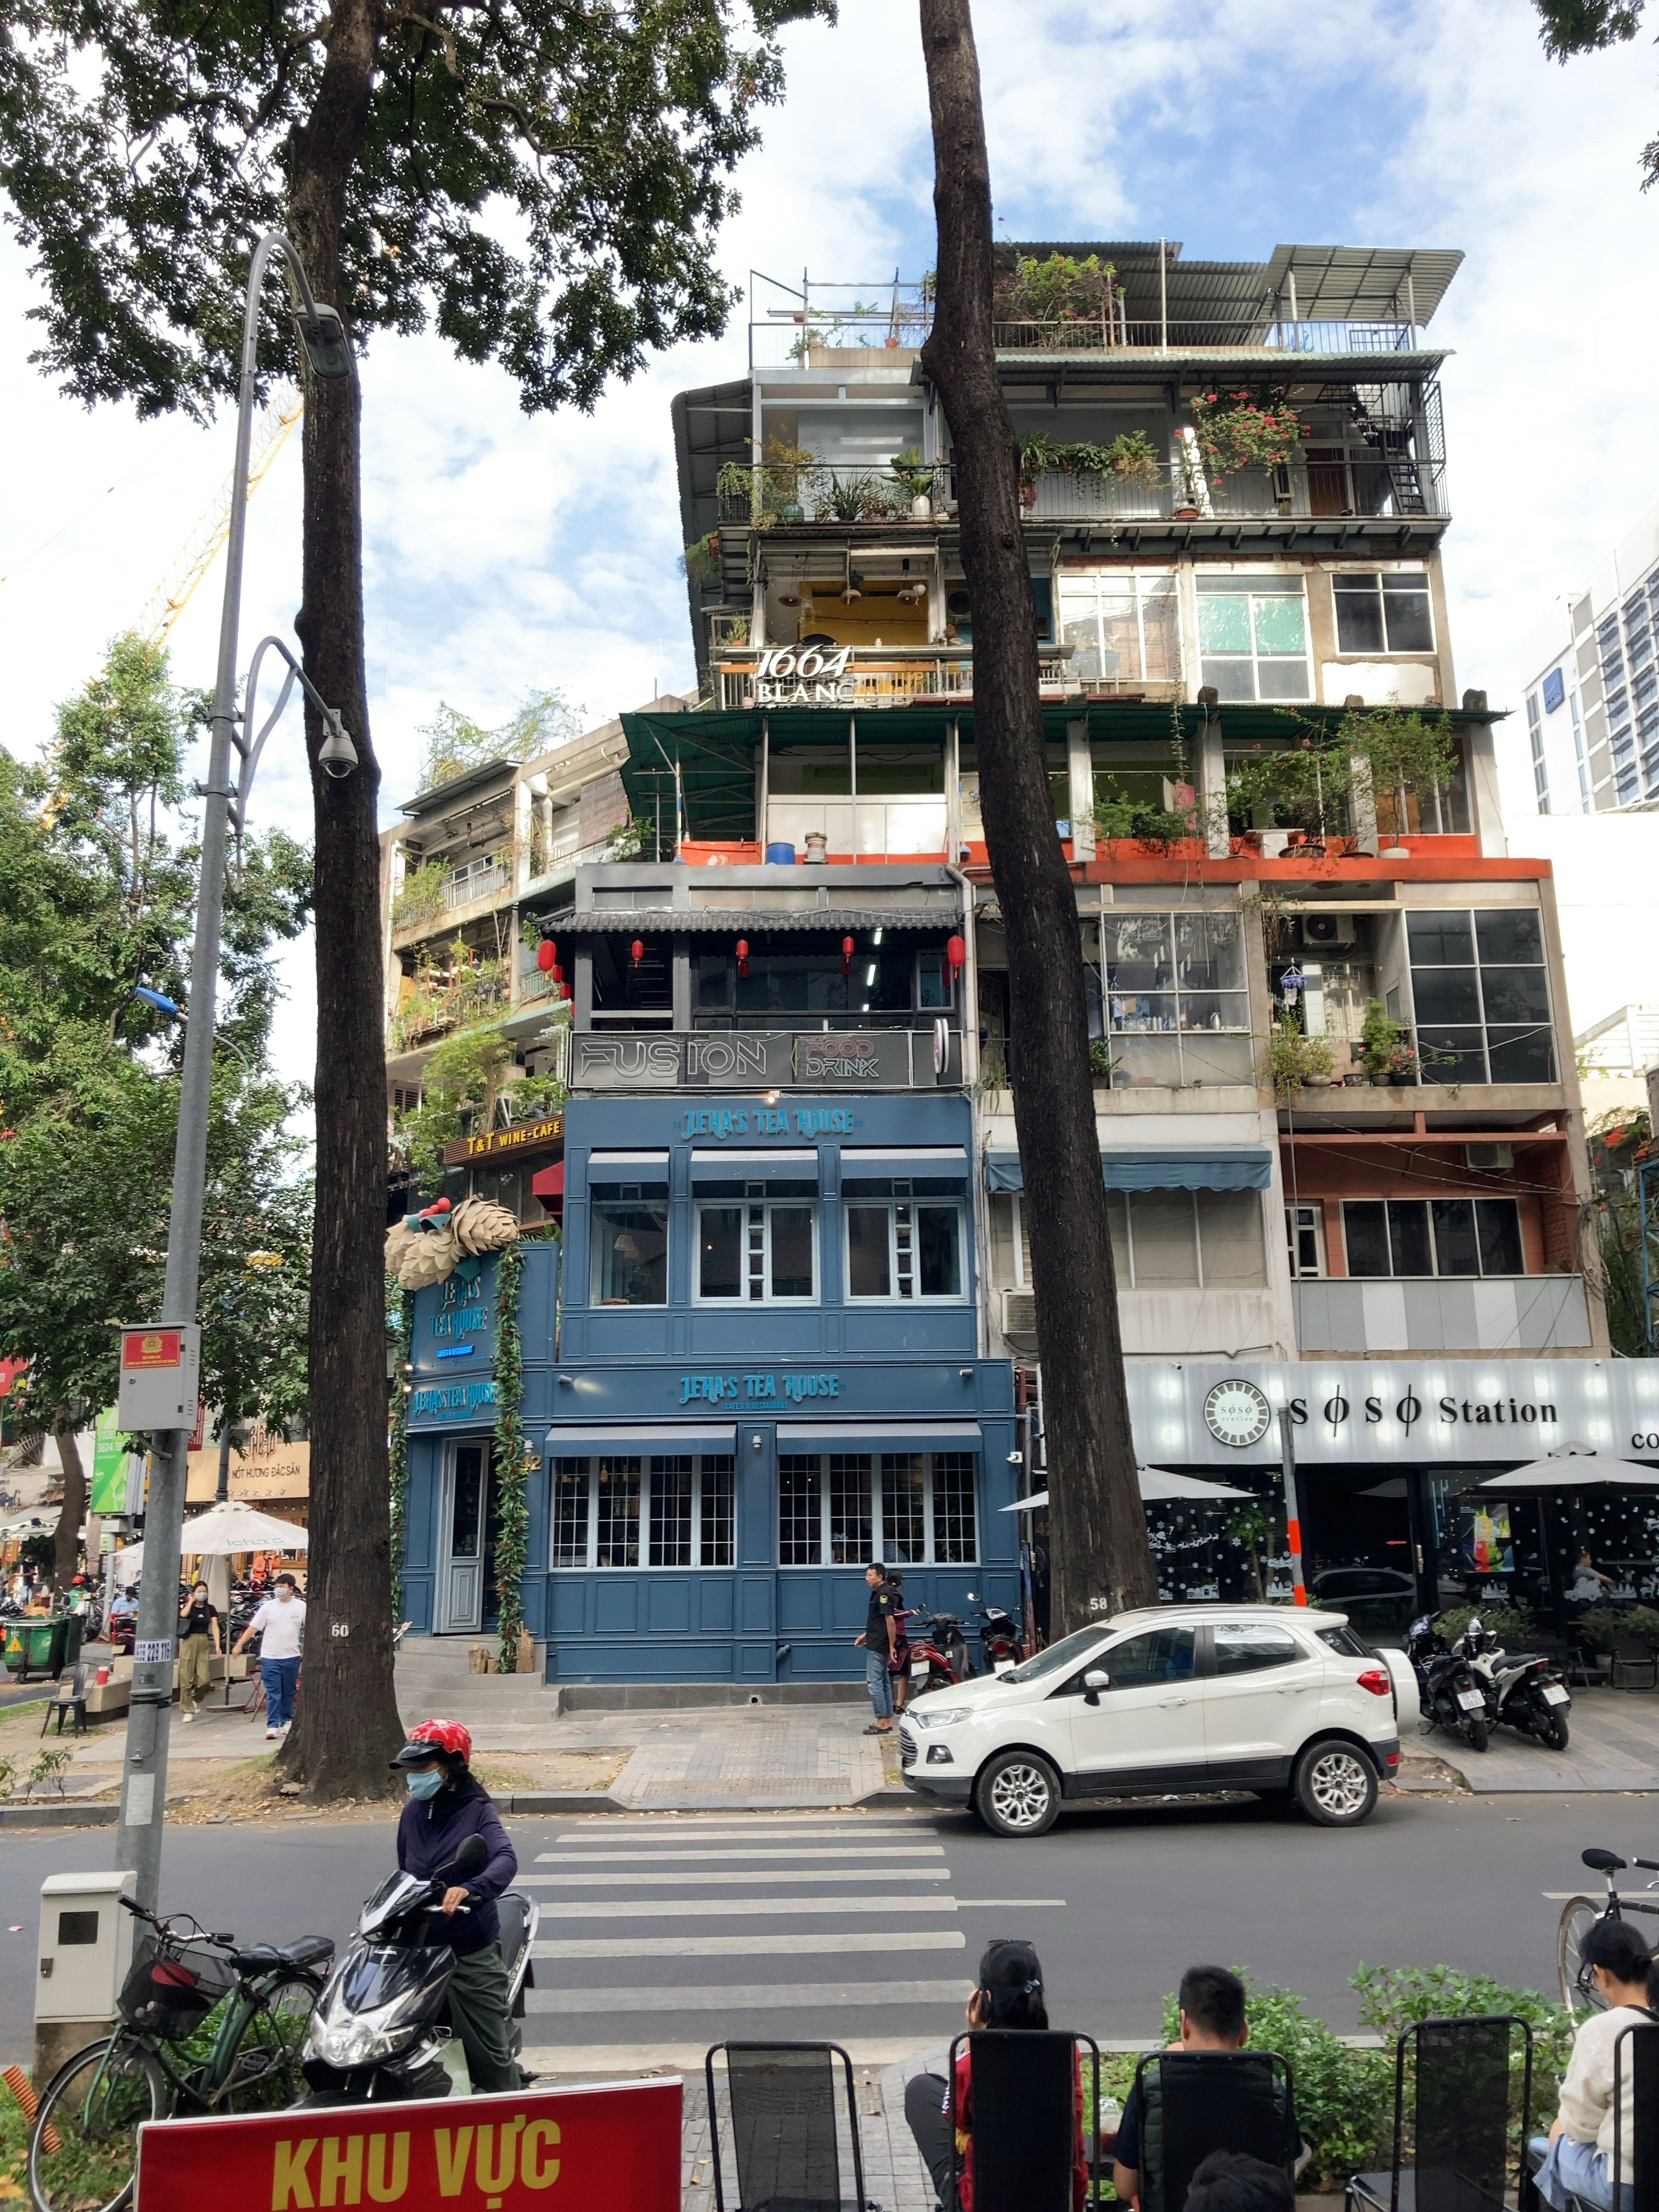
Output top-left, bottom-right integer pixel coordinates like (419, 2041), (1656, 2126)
(1610, 1640), (1659, 1693)
(41, 1663), (90, 1737)
(1347, 2014), (1531, 2212)
(1611, 2018), (1659, 2212)
(1133, 2048), (1296, 2212)
(705, 2041), (871, 2212)
(950, 2028), (1099, 2212)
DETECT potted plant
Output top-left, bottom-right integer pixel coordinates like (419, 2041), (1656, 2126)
(1262, 1022), (1335, 1097)
(889, 445), (935, 519)
(1359, 1001), (1404, 1084)
(1190, 386), (1307, 479)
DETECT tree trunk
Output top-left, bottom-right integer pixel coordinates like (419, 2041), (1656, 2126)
(917, 0), (1154, 1632)
(51, 1407), (86, 1599)
(280, 0), (404, 1797)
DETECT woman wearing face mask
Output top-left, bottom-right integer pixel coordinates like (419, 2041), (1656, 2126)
(390, 1718), (522, 2092)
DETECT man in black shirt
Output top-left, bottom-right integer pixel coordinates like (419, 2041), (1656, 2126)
(853, 1562), (898, 1735)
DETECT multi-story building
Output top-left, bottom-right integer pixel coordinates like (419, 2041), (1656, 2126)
(1522, 494), (1659, 815)
(390, 236), (1618, 1676)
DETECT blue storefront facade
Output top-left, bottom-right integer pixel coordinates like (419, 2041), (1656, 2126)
(400, 1091), (1021, 1683)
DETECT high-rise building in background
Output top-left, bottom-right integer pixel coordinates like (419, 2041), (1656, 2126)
(1522, 496), (1659, 816)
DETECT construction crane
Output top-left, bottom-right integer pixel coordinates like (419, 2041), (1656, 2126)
(136, 380), (305, 646)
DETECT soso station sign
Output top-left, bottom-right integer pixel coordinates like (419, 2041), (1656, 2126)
(133, 2079), (681, 2211)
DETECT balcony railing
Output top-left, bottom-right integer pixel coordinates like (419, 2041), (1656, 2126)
(749, 304), (1425, 368)
(1293, 1276), (1592, 1354)
(714, 647), (1079, 713)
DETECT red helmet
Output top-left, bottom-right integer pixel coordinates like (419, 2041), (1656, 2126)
(390, 1717), (472, 1768)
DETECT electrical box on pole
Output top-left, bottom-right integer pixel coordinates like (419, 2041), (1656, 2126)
(115, 1326), (201, 1432)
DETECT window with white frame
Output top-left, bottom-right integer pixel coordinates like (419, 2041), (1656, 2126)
(696, 1186), (816, 1301)
(1102, 911), (1253, 1086)
(843, 1177), (966, 1300)
(551, 1455), (735, 1568)
(777, 1452), (978, 1566)
(589, 1181), (669, 1305)
(1196, 574), (1312, 702)
(1332, 569), (1435, 654)
(1285, 1203), (1325, 1279)
(1057, 571), (1181, 687)
(994, 1186), (1263, 1289)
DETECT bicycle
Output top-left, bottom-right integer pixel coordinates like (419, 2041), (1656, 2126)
(26, 1894), (333, 2212)
(1556, 1847), (1659, 2018)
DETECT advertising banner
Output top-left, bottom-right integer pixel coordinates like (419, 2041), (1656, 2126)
(89, 1406), (128, 1515)
(134, 2078), (681, 2212)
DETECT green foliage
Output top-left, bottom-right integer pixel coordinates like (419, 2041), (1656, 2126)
(388, 939), (509, 1052)
(1020, 431), (1161, 487)
(391, 859), (452, 930)
(1433, 1598), (1538, 1646)
(1192, 387), (1307, 477)
(1093, 777), (1194, 850)
(1228, 712), (1458, 839)
(393, 1023), (514, 1187)
(1088, 1039), (1117, 1079)
(1262, 1021), (1335, 1096)
(889, 445), (935, 499)
(1589, 1193), (1648, 1357)
(28, 1746), (72, 1797)
(1358, 1002), (1416, 1082)
(682, 533), (723, 586)
(1577, 1601), (1659, 1649)
(493, 1243), (535, 1671)
(416, 692), (580, 795)
(388, 1292), (413, 1623)
(605, 817), (654, 861)
(1002, 251), (1116, 324)
(1352, 1959), (1574, 2102)
(1535, 1), (1645, 62)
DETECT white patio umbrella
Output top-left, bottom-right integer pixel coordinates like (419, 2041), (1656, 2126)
(115, 1499), (308, 1577)
(1475, 1454), (1659, 1492)
(1003, 1466), (1252, 1511)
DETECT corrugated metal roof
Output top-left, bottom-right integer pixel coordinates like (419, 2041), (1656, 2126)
(997, 239), (1462, 331)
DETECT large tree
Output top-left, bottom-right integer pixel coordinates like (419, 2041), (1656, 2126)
(1532, 2), (1659, 179)
(0, 637), (312, 1590)
(0, 0), (834, 1793)
(917, 0), (1154, 1630)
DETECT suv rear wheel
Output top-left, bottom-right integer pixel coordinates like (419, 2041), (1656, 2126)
(1292, 1737), (1378, 1827)
(974, 1750), (1061, 1838)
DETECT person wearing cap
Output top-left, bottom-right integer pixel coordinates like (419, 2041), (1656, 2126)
(391, 1718), (522, 2094)
(904, 1938), (1087, 2211)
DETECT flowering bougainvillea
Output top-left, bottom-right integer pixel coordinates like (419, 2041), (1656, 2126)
(1191, 387), (1307, 477)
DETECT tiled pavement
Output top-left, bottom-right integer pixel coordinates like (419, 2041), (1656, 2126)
(1415, 1685), (1659, 1792)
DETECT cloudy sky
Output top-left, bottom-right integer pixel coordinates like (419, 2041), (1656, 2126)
(3, 0), (1657, 1074)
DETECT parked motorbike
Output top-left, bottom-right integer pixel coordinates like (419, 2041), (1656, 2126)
(301, 1833), (540, 2103)
(964, 1592), (1026, 1673)
(1455, 1613), (1572, 1751)
(899, 1609), (970, 1696)
(1405, 1614), (1492, 1753)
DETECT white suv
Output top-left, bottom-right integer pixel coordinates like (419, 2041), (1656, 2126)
(898, 1604), (1404, 1837)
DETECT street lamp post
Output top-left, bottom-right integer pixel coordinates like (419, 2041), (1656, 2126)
(116, 235), (354, 1910)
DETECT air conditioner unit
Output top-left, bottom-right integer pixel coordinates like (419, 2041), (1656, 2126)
(1000, 1289), (1039, 1342)
(1465, 1142), (1514, 1173)
(1302, 912), (1356, 949)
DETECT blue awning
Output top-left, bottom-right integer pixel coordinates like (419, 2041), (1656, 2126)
(986, 1150), (1272, 1194)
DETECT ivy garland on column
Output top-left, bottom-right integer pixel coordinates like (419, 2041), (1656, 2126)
(388, 1290), (413, 1624)
(493, 1242), (537, 1672)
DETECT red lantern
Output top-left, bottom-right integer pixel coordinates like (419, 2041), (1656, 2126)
(551, 963), (564, 985)
(630, 938), (645, 968)
(537, 938), (556, 973)
(946, 933), (967, 973)
(841, 932), (855, 976)
(736, 936), (750, 979)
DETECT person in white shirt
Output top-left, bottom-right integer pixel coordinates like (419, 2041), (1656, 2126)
(1531, 1918), (1656, 2210)
(232, 1573), (306, 1741)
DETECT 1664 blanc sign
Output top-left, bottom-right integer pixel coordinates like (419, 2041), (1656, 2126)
(749, 645), (856, 706)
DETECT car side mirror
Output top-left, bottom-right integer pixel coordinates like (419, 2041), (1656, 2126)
(1082, 1668), (1109, 1706)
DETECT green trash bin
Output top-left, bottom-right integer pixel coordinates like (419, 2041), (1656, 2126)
(3, 1619), (63, 1682)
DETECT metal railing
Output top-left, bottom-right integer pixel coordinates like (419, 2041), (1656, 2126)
(715, 648), (1077, 712)
(444, 860), (511, 910)
(718, 463), (946, 527)
(750, 305), (1425, 367)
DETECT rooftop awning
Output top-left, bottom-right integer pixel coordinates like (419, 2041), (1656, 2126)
(541, 906), (957, 935)
(986, 1150), (1273, 1194)
(776, 1420), (982, 1449)
(545, 1425), (737, 1453)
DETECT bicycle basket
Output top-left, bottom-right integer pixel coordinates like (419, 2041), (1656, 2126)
(118, 1935), (234, 2039)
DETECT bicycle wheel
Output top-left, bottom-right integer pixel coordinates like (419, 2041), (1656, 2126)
(28, 2034), (166, 2212)
(1558, 1896), (1608, 2018)
(221, 1976), (320, 2112)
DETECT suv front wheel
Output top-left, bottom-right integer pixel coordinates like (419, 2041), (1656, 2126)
(974, 1750), (1062, 1837)
(1293, 1737), (1378, 1827)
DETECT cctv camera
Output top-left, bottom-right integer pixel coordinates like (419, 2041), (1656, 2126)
(317, 709), (358, 780)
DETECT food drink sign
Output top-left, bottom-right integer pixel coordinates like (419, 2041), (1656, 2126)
(133, 2079), (681, 2211)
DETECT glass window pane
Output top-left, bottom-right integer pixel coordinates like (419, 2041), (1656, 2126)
(1417, 1029), (1487, 1083)
(699, 1206), (742, 1300)
(916, 1206), (961, 1297)
(847, 1207), (891, 1297)
(932, 1454), (978, 1565)
(1201, 658), (1259, 702)
(1409, 967), (1482, 1024)
(1105, 1190), (1131, 1282)
(551, 1460), (589, 1567)
(1212, 1623), (1302, 1675)
(648, 1457), (693, 1567)
(917, 950), (950, 1008)
(1486, 1026), (1556, 1083)
(770, 1206), (815, 1299)
(778, 1458), (821, 1565)
(1178, 991), (1250, 1033)
(1381, 579), (1434, 652)
(1476, 1200), (1524, 1276)
(1334, 577), (1385, 653)
(1099, 591), (1142, 682)
(1407, 912), (1476, 964)
(1105, 918), (1173, 989)
(1475, 911), (1545, 965)
(1430, 1199), (1479, 1278)
(1345, 1201), (1391, 1277)
(1128, 1189), (1199, 1287)
(1256, 658), (1312, 701)
(1102, 1625), (1196, 1689)
(1388, 1201), (1433, 1277)
(696, 953), (731, 1008)
(768, 744), (851, 794)
(881, 1454), (926, 1564)
(449, 1446), (484, 1557)
(1062, 613), (1105, 684)
(595, 1458), (641, 1567)
(592, 1203), (668, 1305)
(1174, 912), (1245, 991)
(828, 1456), (872, 1564)
(1252, 592), (1308, 656)
(1477, 966), (1551, 1024)
(699, 1457), (735, 1567)
(1197, 592), (1253, 655)
(1141, 578), (1181, 681)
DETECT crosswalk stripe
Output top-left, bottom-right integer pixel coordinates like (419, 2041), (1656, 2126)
(533, 1894), (1065, 1920)
(548, 1819), (931, 1841)
(525, 1978), (972, 2015)
(533, 1931), (968, 1959)
(537, 1846), (947, 1865)
(520, 1867), (950, 1889)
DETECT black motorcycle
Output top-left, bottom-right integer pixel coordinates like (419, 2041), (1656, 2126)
(1406, 1613), (1491, 1753)
(964, 1592), (1026, 1673)
(301, 1834), (539, 2103)
(1455, 1613), (1572, 1751)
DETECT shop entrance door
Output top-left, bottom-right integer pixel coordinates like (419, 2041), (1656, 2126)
(1299, 1470), (1421, 1643)
(438, 1440), (495, 1634)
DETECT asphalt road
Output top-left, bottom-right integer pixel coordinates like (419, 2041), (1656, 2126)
(0, 1789), (1649, 2067)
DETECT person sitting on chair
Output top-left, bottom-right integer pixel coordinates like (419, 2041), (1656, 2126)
(1530, 1918), (1657, 2212)
(1110, 1965), (1305, 2208)
(904, 1938), (1087, 2211)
